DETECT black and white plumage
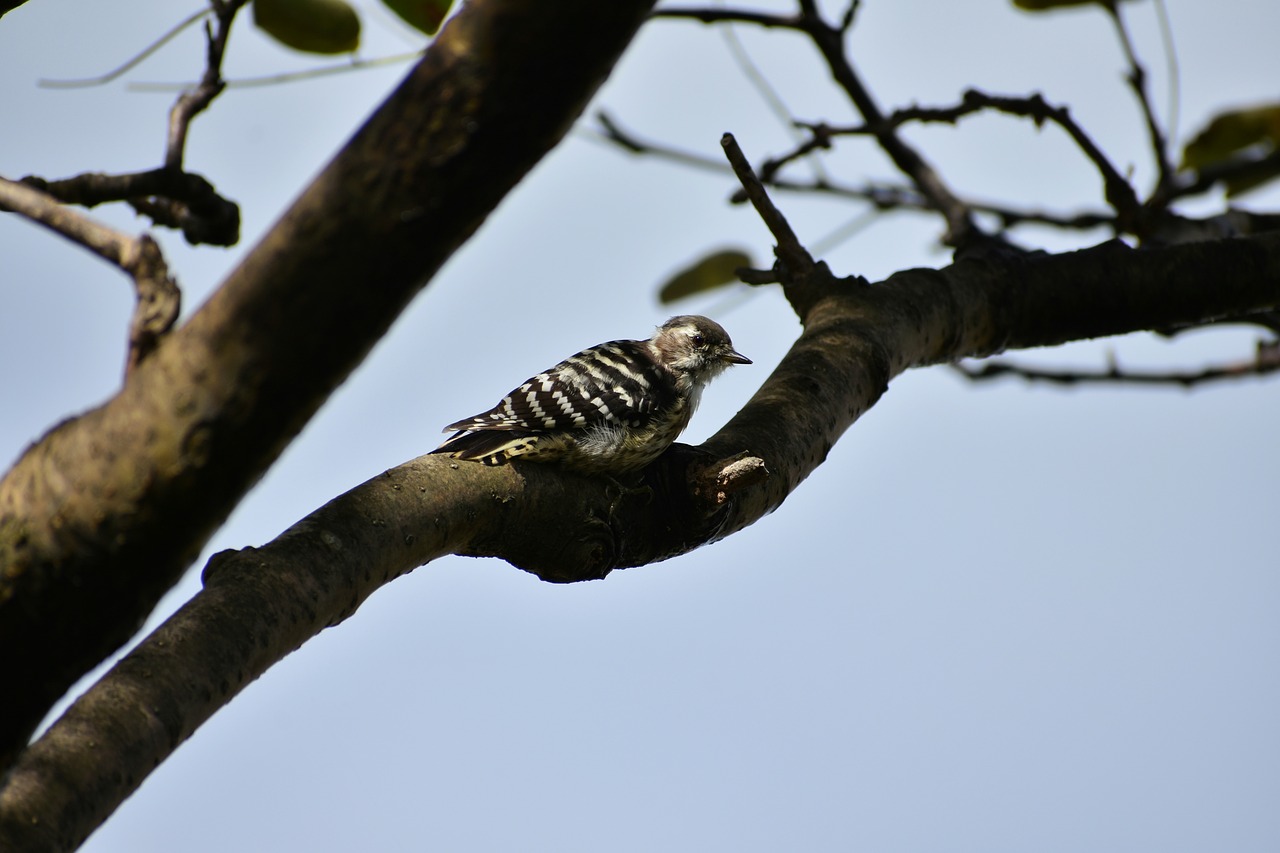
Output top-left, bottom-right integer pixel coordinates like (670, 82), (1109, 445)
(432, 315), (751, 473)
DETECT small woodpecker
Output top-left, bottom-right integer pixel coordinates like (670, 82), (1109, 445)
(432, 315), (751, 473)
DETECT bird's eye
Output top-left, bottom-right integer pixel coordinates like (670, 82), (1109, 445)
(691, 333), (705, 347)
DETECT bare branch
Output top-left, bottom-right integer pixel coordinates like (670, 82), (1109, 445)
(955, 339), (1280, 388)
(20, 4), (245, 248)
(650, 6), (800, 29)
(655, 4), (993, 249)
(805, 89), (1142, 230)
(596, 112), (1112, 236)
(796, 10), (987, 248)
(720, 133), (813, 276)
(1105, 2), (1175, 193)
(167, 0), (246, 170)
(595, 111), (733, 173)
(130, 51), (421, 91)
(21, 168), (240, 246)
(38, 7), (211, 89)
(0, 177), (180, 371)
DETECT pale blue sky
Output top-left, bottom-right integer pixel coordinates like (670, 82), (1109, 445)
(2, 1), (1278, 851)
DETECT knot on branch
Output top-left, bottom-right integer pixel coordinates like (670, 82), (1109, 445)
(689, 451), (769, 506)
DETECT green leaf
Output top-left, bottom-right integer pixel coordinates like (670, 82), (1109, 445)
(253, 0), (360, 55)
(1224, 157), (1280, 198)
(1181, 104), (1280, 172)
(381, 0), (453, 35)
(658, 248), (753, 305)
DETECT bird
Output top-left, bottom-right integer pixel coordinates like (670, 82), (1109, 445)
(431, 315), (751, 473)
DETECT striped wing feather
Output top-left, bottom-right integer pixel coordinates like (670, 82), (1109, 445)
(442, 341), (666, 435)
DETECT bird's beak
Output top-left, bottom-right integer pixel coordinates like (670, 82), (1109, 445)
(724, 349), (752, 365)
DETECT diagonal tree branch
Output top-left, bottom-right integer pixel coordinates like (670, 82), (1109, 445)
(6, 208), (1278, 850)
(0, 0), (657, 778)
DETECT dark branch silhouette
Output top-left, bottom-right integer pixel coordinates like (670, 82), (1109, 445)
(956, 339), (1280, 388)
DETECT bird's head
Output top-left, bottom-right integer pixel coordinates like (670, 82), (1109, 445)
(649, 315), (751, 392)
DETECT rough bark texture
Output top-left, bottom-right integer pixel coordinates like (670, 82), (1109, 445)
(0, 0), (656, 777)
(2, 230), (1276, 851)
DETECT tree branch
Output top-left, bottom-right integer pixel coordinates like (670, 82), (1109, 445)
(596, 112), (1114, 233)
(0, 176), (180, 371)
(21, 168), (240, 247)
(6, 219), (1279, 848)
(955, 339), (1280, 387)
(801, 88), (1143, 231)
(721, 132), (813, 274)
(654, 4), (994, 249)
(166, 0), (244, 170)
(1105, 1), (1175, 193)
(0, 0), (657, 778)
(24, 4), (245, 247)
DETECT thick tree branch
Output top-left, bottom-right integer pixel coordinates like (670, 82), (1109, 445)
(0, 0), (656, 777)
(5, 222), (1279, 848)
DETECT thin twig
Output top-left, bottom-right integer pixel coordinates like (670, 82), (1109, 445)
(719, 133), (842, 318)
(800, 89), (1143, 229)
(1152, 0), (1180, 156)
(955, 340), (1280, 388)
(130, 51), (421, 91)
(719, 23), (830, 186)
(595, 112), (733, 173)
(38, 7), (211, 89)
(593, 112), (1112, 233)
(720, 133), (813, 276)
(656, 4), (992, 249)
(650, 6), (799, 28)
(167, 0), (246, 170)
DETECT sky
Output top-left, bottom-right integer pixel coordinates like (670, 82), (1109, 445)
(2, 1), (1279, 851)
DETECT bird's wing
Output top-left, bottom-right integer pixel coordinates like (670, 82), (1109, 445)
(441, 342), (668, 434)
